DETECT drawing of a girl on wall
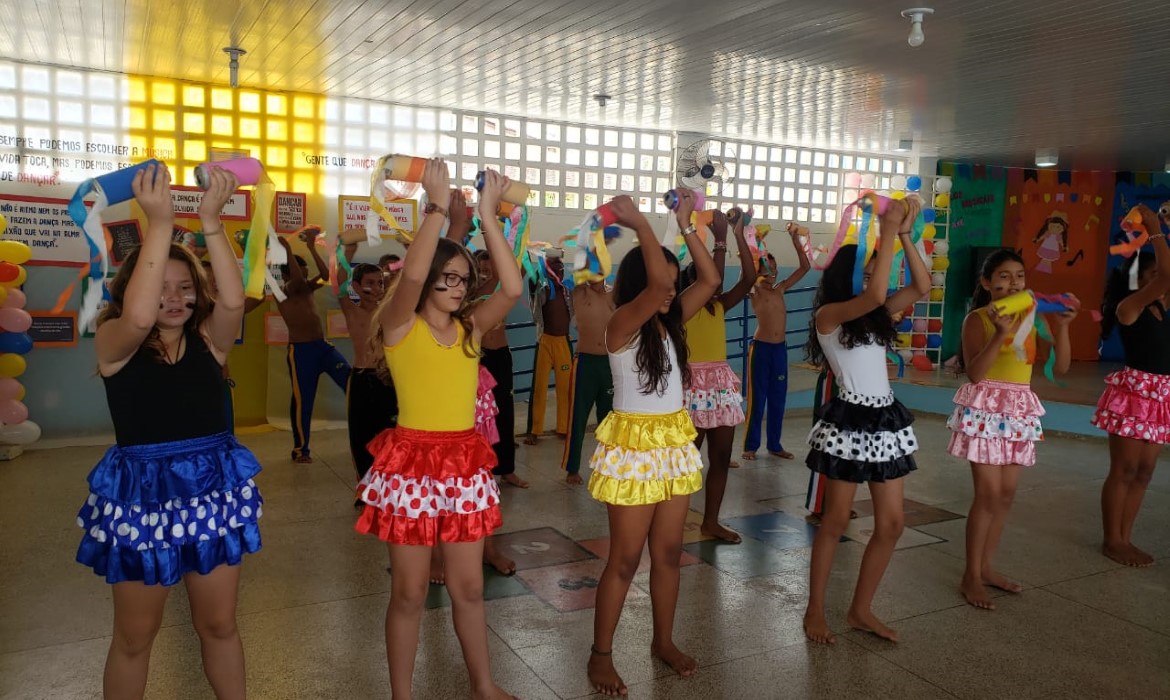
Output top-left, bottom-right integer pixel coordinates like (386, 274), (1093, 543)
(1032, 211), (1069, 273)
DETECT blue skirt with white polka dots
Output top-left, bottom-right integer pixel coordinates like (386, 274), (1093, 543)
(75, 431), (263, 586)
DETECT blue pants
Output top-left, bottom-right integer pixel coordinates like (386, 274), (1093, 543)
(742, 339), (789, 454)
(287, 340), (350, 459)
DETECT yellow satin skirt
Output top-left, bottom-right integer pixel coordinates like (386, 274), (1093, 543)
(587, 409), (704, 506)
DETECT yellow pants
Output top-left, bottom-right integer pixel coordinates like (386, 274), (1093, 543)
(526, 334), (573, 435)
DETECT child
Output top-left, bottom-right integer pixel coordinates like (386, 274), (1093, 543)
(587, 190), (720, 697)
(356, 163), (521, 700)
(949, 249), (1076, 608)
(742, 224), (812, 461)
(75, 164), (260, 698)
(523, 250), (573, 444)
(1093, 204), (1170, 567)
(562, 277), (616, 485)
(803, 196), (930, 644)
(679, 208), (755, 543)
(277, 229), (351, 463)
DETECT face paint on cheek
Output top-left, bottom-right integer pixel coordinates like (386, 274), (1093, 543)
(432, 285), (449, 292)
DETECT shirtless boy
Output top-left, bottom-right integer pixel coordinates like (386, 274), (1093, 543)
(523, 252), (573, 444)
(561, 279), (615, 485)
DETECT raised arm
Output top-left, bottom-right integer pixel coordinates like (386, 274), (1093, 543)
(445, 189), (471, 243)
(605, 195), (677, 351)
(470, 171), (523, 335)
(884, 197), (930, 313)
(1116, 205), (1170, 325)
(277, 236), (308, 294)
(378, 158), (451, 345)
(815, 197), (910, 334)
(677, 199), (722, 323)
(198, 168), (245, 357)
(302, 227), (328, 289)
(776, 223), (812, 292)
(718, 209), (758, 310)
(95, 163), (175, 370)
(710, 210), (728, 287)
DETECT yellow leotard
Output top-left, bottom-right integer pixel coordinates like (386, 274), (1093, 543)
(975, 307), (1035, 384)
(386, 316), (479, 431)
(685, 302), (727, 363)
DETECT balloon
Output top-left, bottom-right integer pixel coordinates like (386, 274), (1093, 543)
(0, 419), (40, 445)
(924, 240), (935, 255)
(891, 191), (906, 200)
(890, 174), (908, 191)
(928, 319), (943, 333)
(0, 266), (26, 288)
(903, 306), (915, 318)
(911, 354), (934, 371)
(933, 240), (949, 256)
(0, 240), (31, 264)
(1, 288), (24, 309)
(934, 193), (951, 209)
(0, 399), (27, 424)
(932, 256), (950, 271)
(0, 262), (17, 283)
(907, 175), (923, 192)
(923, 209), (936, 223)
(930, 288), (945, 301)
(931, 272), (946, 286)
(927, 334), (943, 349)
(0, 308), (31, 333)
(922, 224), (937, 240)
(935, 176), (953, 193)
(844, 172), (862, 188)
(912, 334), (927, 348)
(896, 333), (912, 348)
(898, 349), (913, 362)
(0, 353), (25, 377)
(912, 319), (928, 333)
(860, 173), (876, 189)
(0, 377), (21, 400)
(898, 318), (913, 333)
(0, 332), (31, 354)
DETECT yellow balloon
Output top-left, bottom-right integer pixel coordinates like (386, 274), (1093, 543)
(896, 333), (912, 348)
(0, 240), (31, 264)
(932, 256), (951, 271)
(929, 288), (945, 302)
(934, 193), (951, 209)
(0, 353), (26, 378)
(891, 191), (906, 200)
(922, 224), (937, 240)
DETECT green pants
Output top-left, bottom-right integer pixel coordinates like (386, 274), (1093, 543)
(561, 353), (614, 475)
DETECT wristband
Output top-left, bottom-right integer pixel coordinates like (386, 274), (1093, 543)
(682, 225), (698, 236)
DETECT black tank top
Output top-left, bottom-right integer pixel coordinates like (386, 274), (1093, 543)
(104, 328), (227, 446)
(1120, 304), (1170, 375)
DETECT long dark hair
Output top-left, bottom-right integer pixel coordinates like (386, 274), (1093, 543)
(614, 245), (690, 394)
(1101, 251), (1156, 340)
(805, 244), (897, 368)
(98, 243), (214, 362)
(955, 248), (1026, 374)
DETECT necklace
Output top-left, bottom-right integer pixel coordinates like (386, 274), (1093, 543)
(162, 332), (185, 365)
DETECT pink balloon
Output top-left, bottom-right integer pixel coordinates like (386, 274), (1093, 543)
(0, 377), (20, 400)
(912, 319), (928, 333)
(1, 288), (25, 309)
(0, 308), (30, 333)
(0, 399), (28, 425)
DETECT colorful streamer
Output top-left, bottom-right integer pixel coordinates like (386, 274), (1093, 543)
(571, 204), (621, 285)
(366, 154), (417, 245)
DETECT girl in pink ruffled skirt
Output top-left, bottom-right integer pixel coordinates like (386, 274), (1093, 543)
(1092, 204), (1170, 568)
(948, 249), (1076, 610)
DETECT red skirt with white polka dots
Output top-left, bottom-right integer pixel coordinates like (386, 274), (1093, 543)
(1092, 367), (1170, 444)
(354, 426), (502, 545)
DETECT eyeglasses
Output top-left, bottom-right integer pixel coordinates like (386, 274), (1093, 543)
(441, 272), (472, 288)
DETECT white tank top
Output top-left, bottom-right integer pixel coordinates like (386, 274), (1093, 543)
(609, 333), (685, 414)
(816, 326), (892, 399)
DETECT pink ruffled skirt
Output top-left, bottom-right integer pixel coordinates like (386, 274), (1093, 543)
(474, 365), (500, 446)
(946, 379), (1044, 466)
(684, 361), (745, 430)
(1091, 367), (1170, 444)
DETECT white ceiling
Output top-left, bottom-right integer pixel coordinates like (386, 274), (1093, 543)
(3, 0), (1170, 170)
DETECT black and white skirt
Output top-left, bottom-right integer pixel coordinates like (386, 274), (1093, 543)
(806, 389), (918, 483)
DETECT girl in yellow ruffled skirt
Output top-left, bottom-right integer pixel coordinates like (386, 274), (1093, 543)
(585, 191), (721, 697)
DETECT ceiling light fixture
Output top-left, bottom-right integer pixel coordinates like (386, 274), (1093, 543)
(1035, 148), (1059, 168)
(593, 93), (611, 108)
(901, 8), (934, 48)
(894, 137), (914, 152)
(223, 47), (246, 88)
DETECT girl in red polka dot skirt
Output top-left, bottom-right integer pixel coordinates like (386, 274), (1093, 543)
(948, 248), (1076, 610)
(1093, 204), (1170, 568)
(355, 162), (522, 700)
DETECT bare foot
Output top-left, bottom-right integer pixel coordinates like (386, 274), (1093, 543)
(960, 577), (995, 610)
(1128, 543), (1156, 567)
(292, 452), (313, 464)
(846, 608), (898, 641)
(729, 459), (740, 469)
(566, 473), (584, 485)
(700, 522), (742, 544)
(741, 451), (757, 461)
(484, 547), (516, 576)
(501, 473), (530, 488)
(768, 449), (795, 459)
(1103, 541), (1151, 567)
(983, 571), (1023, 594)
(803, 611), (836, 644)
(587, 647), (627, 697)
(651, 640), (697, 678)
(470, 684), (517, 700)
(522, 434), (538, 446)
(429, 549), (445, 586)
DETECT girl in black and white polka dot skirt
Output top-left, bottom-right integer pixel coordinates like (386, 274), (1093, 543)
(802, 195), (931, 645)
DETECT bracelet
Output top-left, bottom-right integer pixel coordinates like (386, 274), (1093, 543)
(713, 241), (728, 251)
(1151, 233), (1166, 241)
(424, 203), (449, 218)
(681, 225), (698, 237)
(202, 228), (225, 237)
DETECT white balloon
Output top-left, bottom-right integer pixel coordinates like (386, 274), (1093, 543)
(0, 419), (40, 445)
(890, 175), (908, 191)
(860, 173), (876, 189)
(933, 240), (950, 256)
(935, 176), (953, 193)
(931, 272), (946, 286)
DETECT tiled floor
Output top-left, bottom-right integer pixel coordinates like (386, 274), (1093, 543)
(3, 403), (1170, 699)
